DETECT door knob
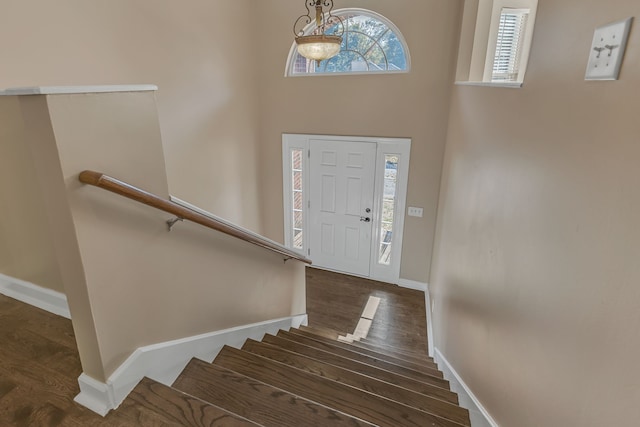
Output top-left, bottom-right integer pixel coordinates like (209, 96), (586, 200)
(365, 208), (371, 213)
(360, 217), (371, 222)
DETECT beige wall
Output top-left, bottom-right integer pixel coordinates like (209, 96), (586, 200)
(0, 97), (65, 292)
(4, 95), (106, 380)
(431, 1), (640, 425)
(16, 90), (306, 382)
(255, 0), (463, 282)
(0, 0), (262, 231)
(0, 0), (463, 285)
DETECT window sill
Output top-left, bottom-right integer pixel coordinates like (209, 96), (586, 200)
(454, 81), (523, 89)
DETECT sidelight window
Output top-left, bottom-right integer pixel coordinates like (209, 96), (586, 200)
(290, 149), (305, 250)
(379, 155), (398, 265)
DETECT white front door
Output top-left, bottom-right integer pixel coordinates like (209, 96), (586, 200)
(283, 134), (411, 284)
(309, 139), (376, 276)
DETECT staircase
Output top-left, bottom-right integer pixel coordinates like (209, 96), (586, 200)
(119, 325), (471, 426)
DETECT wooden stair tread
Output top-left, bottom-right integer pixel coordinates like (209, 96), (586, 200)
(242, 339), (471, 426)
(173, 359), (374, 427)
(299, 324), (343, 340)
(214, 346), (466, 427)
(262, 334), (458, 404)
(289, 328), (439, 372)
(118, 377), (259, 426)
(361, 336), (432, 359)
(349, 338), (435, 363)
(349, 339), (431, 361)
(276, 330), (450, 389)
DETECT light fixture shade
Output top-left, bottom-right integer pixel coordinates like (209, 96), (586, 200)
(296, 34), (342, 62)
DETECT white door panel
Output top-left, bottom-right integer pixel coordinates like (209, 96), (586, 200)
(283, 133), (411, 284)
(310, 139), (376, 276)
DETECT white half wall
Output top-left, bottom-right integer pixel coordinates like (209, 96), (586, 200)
(74, 313), (308, 416)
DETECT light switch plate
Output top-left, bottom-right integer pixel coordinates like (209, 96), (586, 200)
(585, 17), (633, 81)
(408, 207), (423, 217)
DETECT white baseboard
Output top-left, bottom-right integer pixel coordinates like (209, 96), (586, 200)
(75, 313), (308, 416)
(74, 374), (116, 416)
(434, 348), (499, 427)
(424, 283), (434, 358)
(397, 278), (427, 292)
(0, 273), (70, 319)
(396, 279), (433, 357)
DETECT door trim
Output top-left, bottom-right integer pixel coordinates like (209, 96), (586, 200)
(282, 134), (411, 285)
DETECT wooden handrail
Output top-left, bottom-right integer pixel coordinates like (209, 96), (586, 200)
(79, 170), (312, 265)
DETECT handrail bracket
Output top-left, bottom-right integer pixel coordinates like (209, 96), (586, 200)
(166, 217), (184, 231)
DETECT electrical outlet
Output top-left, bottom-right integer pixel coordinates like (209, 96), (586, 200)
(407, 207), (423, 217)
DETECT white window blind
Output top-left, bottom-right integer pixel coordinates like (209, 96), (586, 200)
(492, 8), (529, 82)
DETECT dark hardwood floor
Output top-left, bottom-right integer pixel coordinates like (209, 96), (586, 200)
(0, 294), (140, 426)
(305, 267), (429, 355)
(0, 267), (431, 425)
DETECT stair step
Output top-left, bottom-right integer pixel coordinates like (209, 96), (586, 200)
(173, 359), (373, 427)
(299, 324), (344, 340)
(119, 377), (259, 426)
(301, 326), (432, 362)
(287, 328), (440, 373)
(262, 334), (458, 404)
(214, 346), (466, 427)
(277, 330), (450, 389)
(242, 339), (471, 426)
(300, 327), (438, 369)
(361, 335), (432, 359)
(349, 338), (434, 364)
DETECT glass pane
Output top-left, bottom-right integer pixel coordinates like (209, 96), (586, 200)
(293, 229), (303, 250)
(346, 31), (373, 57)
(384, 156), (398, 198)
(323, 50), (363, 73)
(292, 149), (303, 170)
(379, 155), (398, 265)
(382, 200), (395, 223)
(293, 170), (302, 191)
(347, 15), (388, 40)
(293, 191), (303, 210)
(294, 210), (303, 229)
(379, 32), (406, 70)
(364, 44), (387, 71)
(291, 149), (304, 250)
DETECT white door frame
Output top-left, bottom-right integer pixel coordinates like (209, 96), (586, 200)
(283, 134), (411, 285)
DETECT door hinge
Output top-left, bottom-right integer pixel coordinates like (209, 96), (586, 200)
(308, 149), (310, 158)
(308, 248), (311, 256)
(308, 200), (311, 209)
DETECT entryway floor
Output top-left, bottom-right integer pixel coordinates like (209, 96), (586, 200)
(305, 267), (429, 356)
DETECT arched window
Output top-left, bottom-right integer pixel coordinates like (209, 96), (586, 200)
(286, 9), (410, 76)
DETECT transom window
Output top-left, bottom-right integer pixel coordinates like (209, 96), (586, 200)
(287, 9), (410, 76)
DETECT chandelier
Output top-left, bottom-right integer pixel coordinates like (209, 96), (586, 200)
(294, 0), (344, 64)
